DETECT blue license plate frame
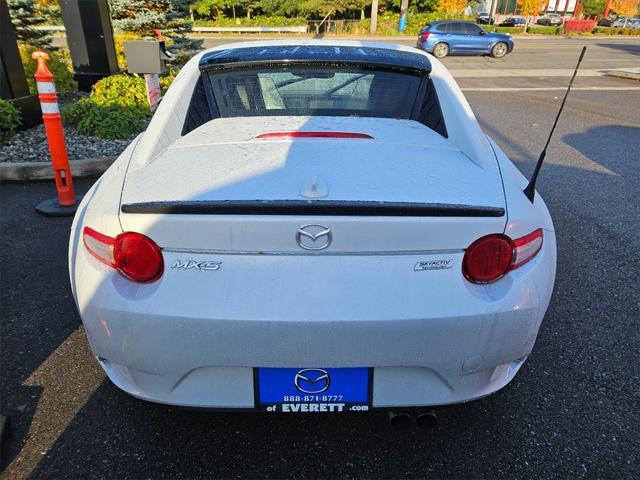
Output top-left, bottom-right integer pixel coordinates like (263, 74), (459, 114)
(256, 367), (372, 413)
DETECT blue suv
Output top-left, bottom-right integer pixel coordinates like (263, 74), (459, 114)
(416, 21), (514, 59)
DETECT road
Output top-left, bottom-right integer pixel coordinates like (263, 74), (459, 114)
(197, 35), (639, 72)
(1, 38), (639, 479)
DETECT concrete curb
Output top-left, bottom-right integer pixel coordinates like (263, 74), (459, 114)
(0, 156), (115, 182)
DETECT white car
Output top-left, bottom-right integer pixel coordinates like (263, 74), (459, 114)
(69, 40), (556, 413)
(612, 17), (640, 28)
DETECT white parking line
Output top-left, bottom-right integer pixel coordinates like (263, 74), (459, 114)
(461, 86), (640, 91)
(450, 68), (610, 77)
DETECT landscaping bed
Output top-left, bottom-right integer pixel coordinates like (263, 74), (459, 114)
(1, 61), (169, 163)
(0, 77), (153, 164)
(0, 119), (140, 164)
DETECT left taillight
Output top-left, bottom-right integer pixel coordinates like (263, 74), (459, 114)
(83, 227), (164, 283)
(419, 32), (431, 39)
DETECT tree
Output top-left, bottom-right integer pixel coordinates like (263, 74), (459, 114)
(581, 0), (606, 17)
(259, 0), (302, 16)
(609, 0), (640, 16)
(437, 0), (467, 16)
(392, 0), (438, 14)
(194, 0), (231, 19)
(108, 0), (202, 60)
(371, 0), (378, 32)
(7, 0), (52, 47)
(343, 0), (372, 20)
(518, 0), (546, 31)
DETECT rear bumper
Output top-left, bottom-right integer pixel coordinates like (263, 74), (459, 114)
(74, 232), (556, 409)
(101, 360), (528, 409)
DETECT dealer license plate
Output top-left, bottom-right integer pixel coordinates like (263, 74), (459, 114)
(256, 367), (371, 413)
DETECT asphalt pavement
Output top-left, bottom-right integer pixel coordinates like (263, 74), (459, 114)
(196, 35), (640, 73)
(1, 39), (639, 479)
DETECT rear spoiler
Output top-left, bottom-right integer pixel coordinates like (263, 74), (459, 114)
(121, 200), (505, 217)
(199, 45), (432, 76)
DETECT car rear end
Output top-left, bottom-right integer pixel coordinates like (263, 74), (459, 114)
(416, 24), (441, 53)
(70, 42), (555, 411)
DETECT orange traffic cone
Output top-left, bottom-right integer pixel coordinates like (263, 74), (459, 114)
(32, 51), (79, 217)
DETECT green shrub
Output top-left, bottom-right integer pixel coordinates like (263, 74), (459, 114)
(0, 99), (22, 142)
(194, 16), (307, 27)
(593, 26), (640, 35)
(62, 98), (147, 139)
(20, 45), (77, 97)
(484, 26), (525, 34)
(90, 74), (150, 111)
(527, 26), (561, 34)
(350, 13), (474, 36)
(62, 73), (151, 139)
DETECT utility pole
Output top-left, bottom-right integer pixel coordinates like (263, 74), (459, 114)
(489, 0), (498, 21)
(398, 0), (409, 32)
(370, 0), (379, 34)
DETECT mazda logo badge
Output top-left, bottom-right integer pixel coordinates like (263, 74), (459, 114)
(296, 224), (332, 250)
(294, 369), (331, 394)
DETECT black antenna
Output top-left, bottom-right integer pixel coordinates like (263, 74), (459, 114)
(523, 46), (587, 202)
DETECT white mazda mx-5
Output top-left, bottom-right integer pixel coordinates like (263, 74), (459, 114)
(69, 40), (556, 413)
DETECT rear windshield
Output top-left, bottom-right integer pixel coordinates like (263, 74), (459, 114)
(204, 67), (421, 119)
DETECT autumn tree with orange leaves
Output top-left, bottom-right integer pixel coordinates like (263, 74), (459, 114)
(609, 0), (640, 16)
(437, 0), (467, 16)
(518, 0), (547, 31)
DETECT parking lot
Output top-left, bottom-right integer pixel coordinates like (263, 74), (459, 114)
(1, 38), (639, 479)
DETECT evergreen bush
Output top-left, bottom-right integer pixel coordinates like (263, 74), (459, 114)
(7, 0), (53, 47)
(108, 0), (202, 64)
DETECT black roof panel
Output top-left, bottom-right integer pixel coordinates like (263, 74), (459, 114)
(199, 45), (431, 75)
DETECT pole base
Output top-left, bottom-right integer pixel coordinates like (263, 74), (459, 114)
(35, 196), (82, 217)
(0, 414), (8, 459)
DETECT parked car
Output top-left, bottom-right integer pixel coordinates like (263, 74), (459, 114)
(498, 16), (527, 27)
(70, 40), (556, 412)
(476, 12), (492, 24)
(612, 17), (640, 28)
(597, 16), (616, 27)
(536, 13), (564, 26)
(416, 21), (514, 58)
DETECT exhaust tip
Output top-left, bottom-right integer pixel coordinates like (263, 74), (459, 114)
(416, 411), (438, 430)
(388, 412), (414, 428)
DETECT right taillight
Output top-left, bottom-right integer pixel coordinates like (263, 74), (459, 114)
(463, 229), (543, 284)
(511, 228), (543, 269)
(420, 32), (431, 39)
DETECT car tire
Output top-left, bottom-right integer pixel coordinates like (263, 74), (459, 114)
(432, 43), (449, 59)
(491, 42), (508, 58)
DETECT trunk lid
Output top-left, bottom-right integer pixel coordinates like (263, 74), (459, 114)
(120, 116), (506, 252)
